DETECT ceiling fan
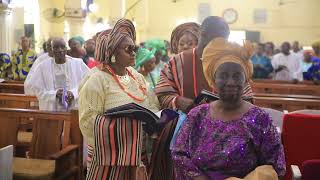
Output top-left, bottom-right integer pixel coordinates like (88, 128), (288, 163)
(279, 0), (297, 6)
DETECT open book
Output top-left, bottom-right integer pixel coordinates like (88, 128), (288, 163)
(194, 89), (220, 104)
(194, 89), (253, 104)
(105, 103), (178, 134)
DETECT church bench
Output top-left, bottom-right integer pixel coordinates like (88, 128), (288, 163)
(0, 108), (82, 179)
(0, 93), (38, 109)
(0, 83), (24, 94)
(2, 80), (24, 84)
(0, 93), (39, 149)
(253, 96), (320, 112)
(253, 79), (314, 85)
(253, 93), (320, 100)
(251, 82), (320, 96)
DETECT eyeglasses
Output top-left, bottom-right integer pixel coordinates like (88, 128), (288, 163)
(123, 45), (139, 55)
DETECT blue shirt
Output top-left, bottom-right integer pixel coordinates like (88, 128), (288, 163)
(304, 56), (320, 81)
(251, 54), (273, 79)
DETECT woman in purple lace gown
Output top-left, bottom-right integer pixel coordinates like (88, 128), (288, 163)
(171, 38), (286, 180)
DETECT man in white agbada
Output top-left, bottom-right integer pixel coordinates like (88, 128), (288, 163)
(291, 41), (304, 62)
(24, 38), (54, 95)
(272, 42), (303, 82)
(25, 38), (89, 111)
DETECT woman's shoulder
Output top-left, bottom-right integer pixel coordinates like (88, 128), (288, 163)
(127, 66), (143, 77)
(187, 104), (210, 118)
(127, 66), (147, 84)
(245, 105), (273, 128)
(78, 67), (110, 92)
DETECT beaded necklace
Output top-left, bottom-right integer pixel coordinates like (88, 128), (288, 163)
(105, 64), (147, 102)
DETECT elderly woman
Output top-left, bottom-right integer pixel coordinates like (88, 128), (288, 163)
(79, 19), (159, 179)
(171, 38), (286, 180)
(135, 47), (157, 89)
(170, 22), (200, 54)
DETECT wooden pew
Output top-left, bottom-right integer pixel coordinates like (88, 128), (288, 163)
(0, 93), (38, 109)
(252, 82), (320, 96)
(254, 93), (320, 100)
(0, 83), (24, 94)
(253, 95), (320, 112)
(2, 80), (24, 84)
(253, 79), (314, 85)
(0, 108), (82, 179)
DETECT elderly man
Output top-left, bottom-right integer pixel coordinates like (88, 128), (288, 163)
(272, 42), (303, 82)
(155, 16), (253, 113)
(11, 36), (37, 80)
(25, 37), (89, 111)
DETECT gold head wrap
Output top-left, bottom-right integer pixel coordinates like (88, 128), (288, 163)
(202, 38), (254, 88)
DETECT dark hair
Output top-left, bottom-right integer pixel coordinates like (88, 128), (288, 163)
(282, 42), (291, 49)
(258, 43), (265, 48)
(201, 16), (230, 40)
(198, 16), (230, 50)
(265, 42), (275, 50)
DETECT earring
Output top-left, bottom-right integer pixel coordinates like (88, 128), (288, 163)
(111, 56), (116, 63)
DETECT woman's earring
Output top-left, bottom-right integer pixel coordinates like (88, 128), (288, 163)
(111, 56), (116, 63)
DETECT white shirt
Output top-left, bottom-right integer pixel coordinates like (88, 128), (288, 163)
(25, 56), (89, 111)
(24, 53), (53, 95)
(271, 53), (303, 81)
(291, 50), (304, 63)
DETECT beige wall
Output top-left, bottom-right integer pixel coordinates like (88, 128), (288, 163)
(38, 0), (65, 40)
(134, 0), (320, 46)
(37, 0), (320, 46)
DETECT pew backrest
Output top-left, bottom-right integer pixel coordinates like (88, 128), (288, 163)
(253, 79), (314, 85)
(0, 108), (81, 159)
(0, 93), (38, 109)
(254, 96), (320, 112)
(252, 82), (320, 96)
(0, 83), (24, 94)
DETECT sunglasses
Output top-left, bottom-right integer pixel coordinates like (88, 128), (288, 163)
(123, 45), (139, 55)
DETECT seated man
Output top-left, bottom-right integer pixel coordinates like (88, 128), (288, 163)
(11, 36), (37, 81)
(0, 52), (11, 79)
(251, 43), (273, 79)
(25, 37), (89, 111)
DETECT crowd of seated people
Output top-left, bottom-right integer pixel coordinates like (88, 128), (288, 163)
(250, 40), (320, 84)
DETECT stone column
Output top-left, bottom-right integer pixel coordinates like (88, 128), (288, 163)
(64, 0), (86, 38)
(0, 7), (13, 53)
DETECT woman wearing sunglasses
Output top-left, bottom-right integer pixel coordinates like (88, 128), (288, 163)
(78, 19), (160, 179)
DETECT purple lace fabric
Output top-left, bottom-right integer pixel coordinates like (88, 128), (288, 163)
(171, 104), (286, 180)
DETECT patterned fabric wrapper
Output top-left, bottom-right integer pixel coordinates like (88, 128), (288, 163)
(86, 114), (146, 180)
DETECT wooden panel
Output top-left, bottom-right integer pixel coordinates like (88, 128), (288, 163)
(254, 93), (320, 100)
(252, 82), (320, 96)
(0, 93), (38, 109)
(253, 79), (314, 85)
(253, 96), (320, 112)
(0, 108), (80, 158)
(0, 112), (19, 149)
(3, 80), (24, 84)
(0, 83), (24, 94)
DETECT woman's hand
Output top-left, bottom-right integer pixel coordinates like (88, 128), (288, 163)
(176, 96), (195, 113)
